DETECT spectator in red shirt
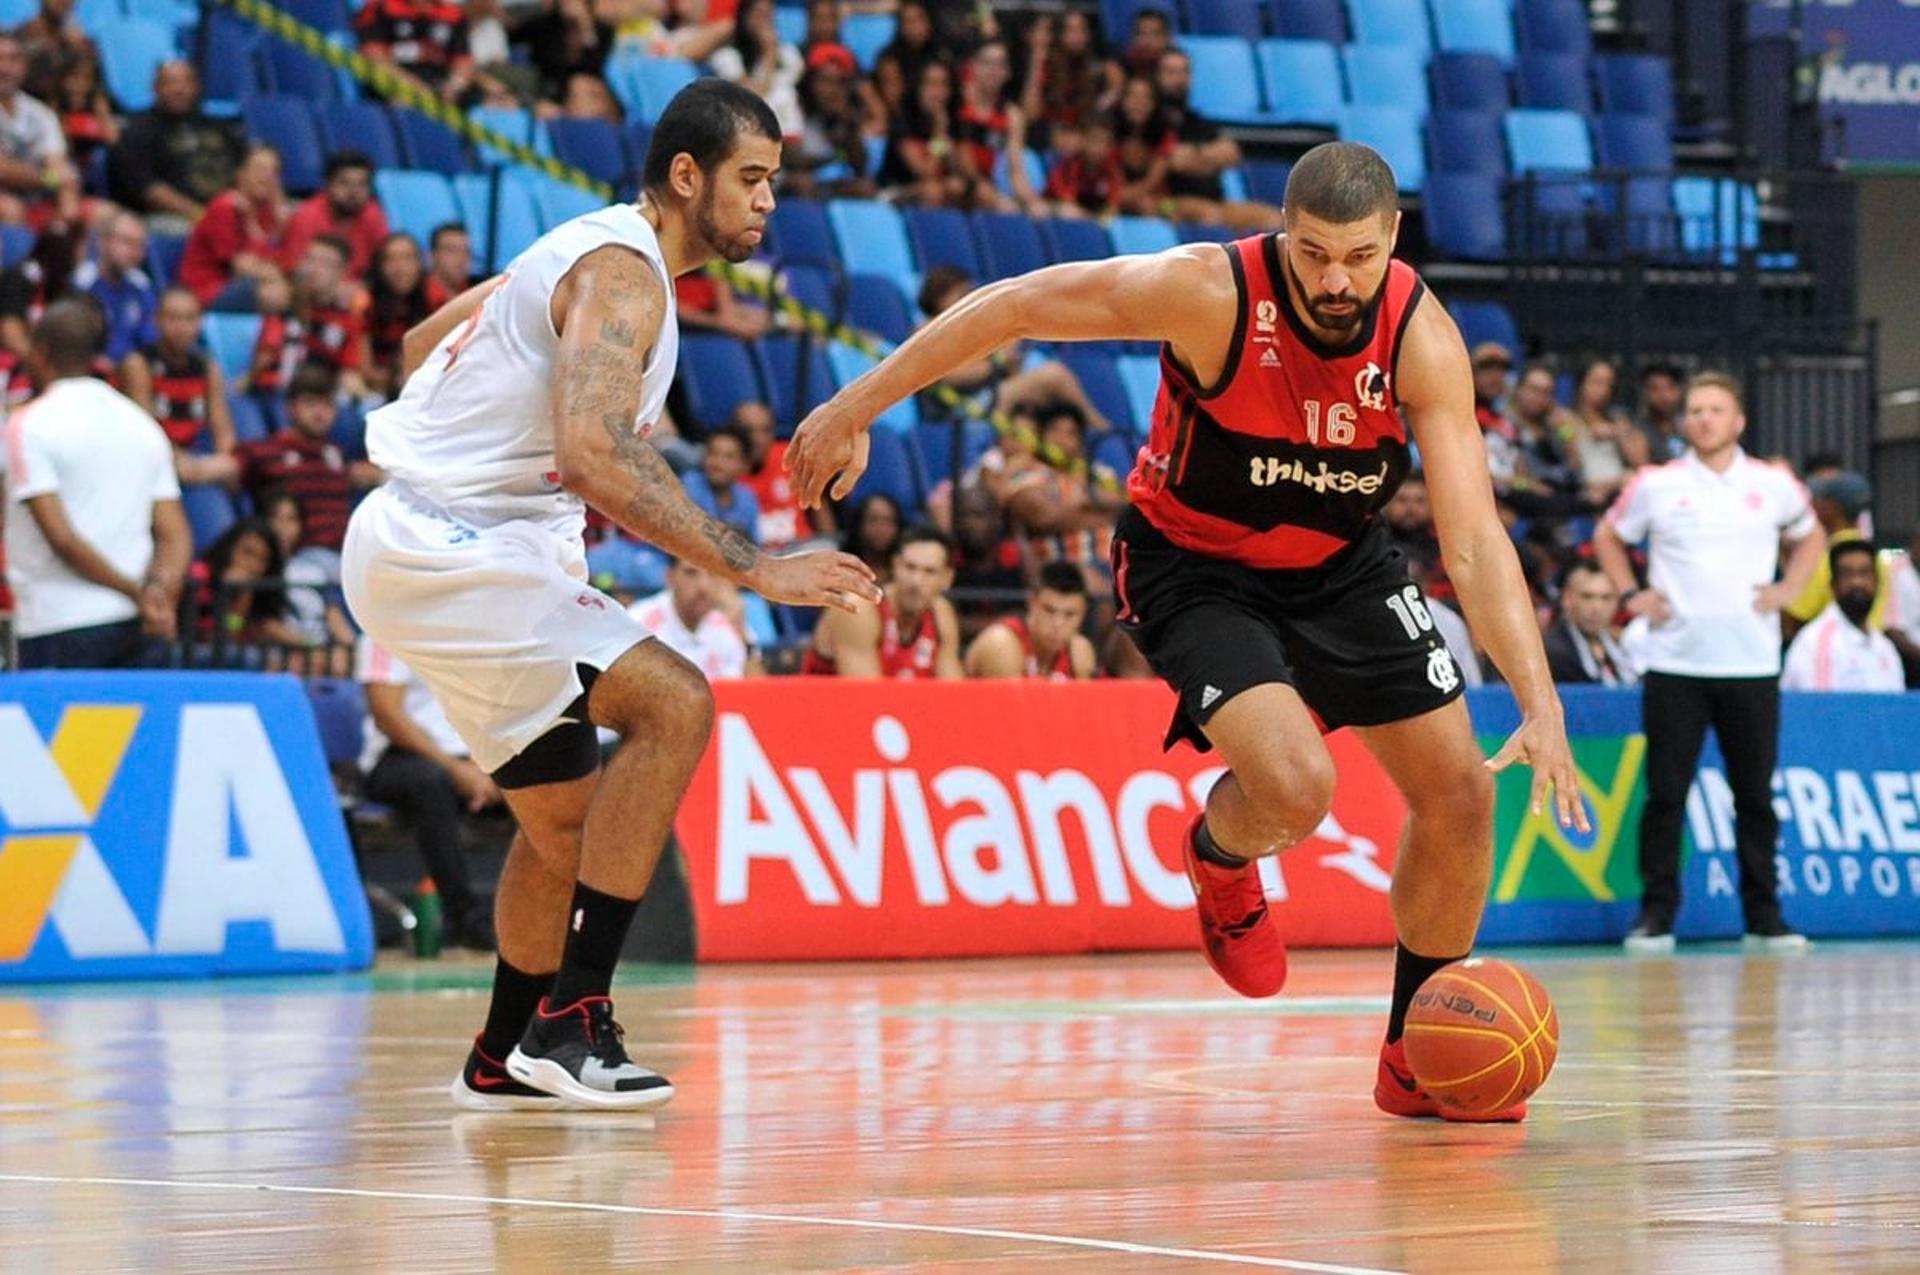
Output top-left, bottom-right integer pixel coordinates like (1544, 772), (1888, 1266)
(291, 233), (369, 398)
(279, 152), (389, 283)
(1040, 115), (1122, 217)
(673, 270), (767, 341)
(364, 232), (431, 398)
(354, 0), (479, 103)
(178, 142), (288, 310)
(234, 364), (381, 554)
(733, 399), (834, 549)
(424, 221), (470, 308)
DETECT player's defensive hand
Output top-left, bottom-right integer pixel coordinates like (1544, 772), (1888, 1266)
(750, 549), (883, 615)
(786, 398), (873, 509)
(1485, 713), (1591, 833)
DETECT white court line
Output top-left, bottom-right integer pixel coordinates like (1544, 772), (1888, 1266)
(0, 1173), (1402, 1275)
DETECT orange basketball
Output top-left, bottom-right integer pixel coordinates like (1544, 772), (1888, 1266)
(1401, 958), (1559, 1116)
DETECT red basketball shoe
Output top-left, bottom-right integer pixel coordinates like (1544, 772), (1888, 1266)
(1181, 815), (1287, 998)
(1374, 1039), (1528, 1123)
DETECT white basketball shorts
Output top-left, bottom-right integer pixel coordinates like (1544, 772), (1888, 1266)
(342, 483), (652, 772)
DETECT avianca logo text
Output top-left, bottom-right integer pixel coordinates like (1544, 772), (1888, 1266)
(0, 703), (347, 963)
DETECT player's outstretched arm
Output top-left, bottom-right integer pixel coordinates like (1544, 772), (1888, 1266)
(1397, 295), (1588, 833)
(785, 246), (1225, 507)
(550, 247), (881, 615)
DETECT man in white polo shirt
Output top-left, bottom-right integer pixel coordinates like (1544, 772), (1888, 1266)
(4, 299), (189, 669)
(1595, 371), (1825, 952)
(626, 556), (758, 681)
(1781, 540), (1906, 693)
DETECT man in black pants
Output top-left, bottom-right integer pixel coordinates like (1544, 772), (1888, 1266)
(1595, 372), (1826, 951)
(357, 635), (499, 950)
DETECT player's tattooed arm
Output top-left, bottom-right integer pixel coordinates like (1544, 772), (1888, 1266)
(550, 246), (763, 582)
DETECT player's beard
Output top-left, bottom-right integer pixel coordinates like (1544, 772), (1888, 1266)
(1286, 253), (1386, 335)
(695, 185), (757, 264)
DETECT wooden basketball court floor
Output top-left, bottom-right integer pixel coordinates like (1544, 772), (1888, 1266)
(2, 945), (1917, 1273)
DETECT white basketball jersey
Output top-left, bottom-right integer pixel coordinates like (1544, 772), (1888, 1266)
(366, 203), (679, 536)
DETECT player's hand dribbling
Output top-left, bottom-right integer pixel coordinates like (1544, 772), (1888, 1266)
(750, 549), (883, 615)
(786, 399), (873, 509)
(1485, 714), (1591, 834)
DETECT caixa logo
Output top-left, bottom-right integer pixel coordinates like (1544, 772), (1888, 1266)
(0, 703), (348, 965)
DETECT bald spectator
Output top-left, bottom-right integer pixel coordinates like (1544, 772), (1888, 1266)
(107, 61), (243, 222)
(279, 152), (389, 283)
(965, 561), (1095, 679)
(70, 210), (155, 362)
(4, 300), (189, 667)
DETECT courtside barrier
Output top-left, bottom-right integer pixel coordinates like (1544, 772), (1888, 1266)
(674, 682), (1920, 960)
(0, 672), (373, 982)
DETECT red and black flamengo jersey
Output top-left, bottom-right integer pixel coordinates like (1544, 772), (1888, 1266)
(142, 344), (211, 448)
(353, 0), (471, 81)
(302, 301), (363, 372)
(1127, 235), (1426, 570)
(802, 595), (941, 678)
(249, 314), (304, 394)
(1002, 615), (1074, 681)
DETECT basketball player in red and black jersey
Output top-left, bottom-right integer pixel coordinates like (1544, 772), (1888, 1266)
(806, 524), (963, 678)
(789, 143), (1588, 1122)
(966, 561), (1096, 680)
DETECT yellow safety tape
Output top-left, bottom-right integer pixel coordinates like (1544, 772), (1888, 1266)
(211, 0), (1119, 491)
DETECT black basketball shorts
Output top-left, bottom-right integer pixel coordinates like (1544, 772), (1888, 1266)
(1111, 508), (1467, 752)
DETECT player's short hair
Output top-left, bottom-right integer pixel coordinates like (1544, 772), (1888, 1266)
(897, 523), (953, 562)
(1685, 369), (1744, 411)
(32, 297), (103, 373)
(1036, 561), (1087, 598)
(1284, 141), (1400, 226)
(643, 78), (782, 193)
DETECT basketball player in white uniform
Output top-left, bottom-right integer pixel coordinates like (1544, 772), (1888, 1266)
(343, 81), (880, 1111)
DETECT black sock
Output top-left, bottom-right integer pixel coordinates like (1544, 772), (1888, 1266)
(548, 882), (641, 1009)
(1386, 942), (1466, 1045)
(1193, 818), (1249, 868)
(478, 957), (552, 1061)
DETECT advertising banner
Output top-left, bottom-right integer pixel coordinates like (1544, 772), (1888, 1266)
(0, 672), (374, 982)
(676, 681), (1403, 961)
(1750, 0), (1920, 167)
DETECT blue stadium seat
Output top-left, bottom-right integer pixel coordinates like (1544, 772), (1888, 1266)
(779, 263), (838, 320)
(1504, 107), (1593, 173)
(827, 341), (918, 432)
(608, 54), (699, 124)
(1516, 51), (1592, 112)
(1242, 157), (1292, 204)
(375, 169), (460, 254)
(263, 39), (340, 102)
(147, 232), (186, 287)
(1257, 39), (1344, 125)
(549, 117), (629, 188)
(181, 484), (238, 555)
(1514, 179), (1589, 256)
(201, 312), (261, 379)
(123, 0), (198, 29)
(1056, 346), (1134, 435)
(195, 12), (263, 106)
(1673, 176), (1761, 262)
(841, 12), (895, 68)
(1449, 299), (1520, 354)
(757, 333), (834, 430)
(1339, 105), (1425, 190)
(1188, 0), (1266, 40)
(1178, 35), (1271, 124)
(1091, 429), (1136, 479)
(678, 333), (767, 430)
(903, 206), (981, 276)
(1516, 0), (1590, 56)
(227, 389), (269, 444)
(1177, 221), (1235, 243)
(914, 419), (997, 487)
(1346, 0), (1431, 58)
(1595, 112), (1673, 171)
(1432, 0), (1515, 64)
(1596, 53), (1674, 121)
(1043, 217), (1113, 263)
(469, 106), (548, 167)
(845, 422), (926, 513)
(1272, 0), (1345, 41)
(1430, 51), (1510, 111)
(1341, 44), (1428, 113)
(1108, 215), (1179, 255)
(0, 224), (31, 268)
(766, 196), (835, 263)
(1594, 175), (1679, 257)
(826, 199), (915, 280)
(394, 109), (475, 174)
(306, 679), (367, 770)
(1423, 171), (1505, 259)
(992, 147), (1048, 202)
(453, 171), (539, 270)
(1427, 108), (1507, 174)
(0, 0), (33, 24)
(773, 5), (808, 46)
(281, 0), (350, 32)
(624, 121), (653, 177)
(530, 173), (603, 229)
(318, 102), (401, 168)
(847, 273), (914, 342)
(244, 95), (326, 193)
(974, 211), (1048, 280)
(100, 18), (185, 112)
(1116, 354), (1162, 428)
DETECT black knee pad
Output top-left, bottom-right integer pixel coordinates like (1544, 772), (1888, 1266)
(491, 664), (604, 790)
